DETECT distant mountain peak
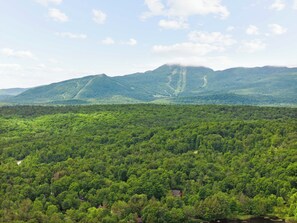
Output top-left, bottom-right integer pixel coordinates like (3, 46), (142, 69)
(159, 63), (212, 70)
(97, 73), (108, 77)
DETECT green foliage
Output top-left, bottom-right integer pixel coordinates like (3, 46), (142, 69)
(0, 104), (296, 222)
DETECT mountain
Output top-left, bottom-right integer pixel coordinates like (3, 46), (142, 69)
(115, 65), (214, 98)
(0, 88), (28, 96)
(3, 65), (297, 105)
(0, 88), (28, 101)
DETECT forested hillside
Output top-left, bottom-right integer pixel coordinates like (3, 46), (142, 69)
(0, 88), (28, 102)
(3, 65), (297, 105)
(0, 105), (297, 223)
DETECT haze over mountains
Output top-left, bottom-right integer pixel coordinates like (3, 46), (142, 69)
(0, 88), (28, 101)
(1, 64), (297, 106)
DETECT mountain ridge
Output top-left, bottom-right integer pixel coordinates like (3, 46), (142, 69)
(1, 64), (297, 106)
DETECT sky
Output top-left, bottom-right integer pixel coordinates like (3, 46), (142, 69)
(1, 0), (297, 88)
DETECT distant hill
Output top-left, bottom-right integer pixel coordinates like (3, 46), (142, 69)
(0, 88), (27, 96)
(2, 65), (297, 105)
(0, 88), (28, 102)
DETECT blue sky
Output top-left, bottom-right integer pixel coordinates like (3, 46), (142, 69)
(1, 0), (297, 88)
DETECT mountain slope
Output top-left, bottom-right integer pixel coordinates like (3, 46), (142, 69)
(115, 65), (213, 98)
(0, 88), (28, 96)
(11, 75), (97, 103)
(0, 88), (28, 101)
(11, 74), (152, 104)
(4, 65), (297, 105)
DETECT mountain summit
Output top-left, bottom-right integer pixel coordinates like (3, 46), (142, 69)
(3, 65), (297, 105)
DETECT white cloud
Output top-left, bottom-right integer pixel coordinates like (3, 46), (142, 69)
(166, 56), (233, 69)
(35, 0), (63, 6)
(239, 39), (266, 53)
(142, 0), (165, 19)
(48, 8), (68, 22)
(142, 0), (229, 20)
(1, 48), (36, 59)
(48, 58), (58, 63)
(294, 0), (297, 9)
(246, 25), (259, 35)
(269, 24), (287, 35)
(101, 37), (115, 45)
(93, 9), (107, 24)
(159, 19), (189, 29)
(188, 31), (236, 46)
(0, 63), (21, 70)
(153, 42), (224, 56)
(101, 38), (137, 46)
(122, 38), (138, 46)
(270, 0), (285, 11)
(167, 0), (229, 19)
(153, 30), (235, 57)
(55, 32), (87, 39)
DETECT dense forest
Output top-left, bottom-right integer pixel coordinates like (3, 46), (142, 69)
(0, 105), (297, 223)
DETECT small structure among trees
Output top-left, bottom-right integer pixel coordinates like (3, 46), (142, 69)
(171, 189), (183, 198)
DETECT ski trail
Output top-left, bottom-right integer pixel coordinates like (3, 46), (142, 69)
(202, 75), (208, 88)
(73, 76), (96, 99)
(180, 67), (187, 93)
(167, 69), (178, 93)
(166, 67), (187, 96)
(175, 67), (187, 96)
